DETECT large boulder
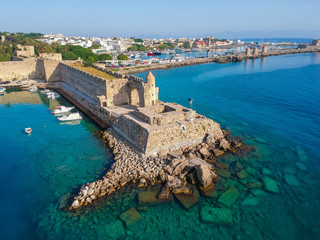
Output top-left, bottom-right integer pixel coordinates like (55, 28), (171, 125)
(262, 176), (279, 193)
(157, 186), (170, 200)
(219, 138), (231, 151)
(284, 174), (300, 187)
(195, 164), (216, 191)
(71, 199), (80, 209)
(217, 186), (240, 207)
(200, 206), (233, 224)
(119, 208), (141, 228)
(199, 148), (211, 158)
(174, 193), (199, 209)
(241, 194), (259, 206)
(105, 220), (125, 238)
(138, 190), (173, 205)
(217, 169), (231, 178)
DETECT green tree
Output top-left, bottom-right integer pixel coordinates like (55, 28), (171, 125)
(128, 45), (138, 51)
(90, 43), (101, 49)
(183, 42), (190, 48)
(134, 38), (143, 43)
(117, 54), (129, 60)
(158, 44), (168, 50)
(99, 54), (113, 60)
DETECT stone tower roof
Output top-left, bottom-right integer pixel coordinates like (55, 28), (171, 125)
(146, 72), (155, 81)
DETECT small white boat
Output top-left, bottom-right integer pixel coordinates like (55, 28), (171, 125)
(57, 112), (82, 122)
(0, 87), (6, 94)
(29, 87), (38, 92)
(52, 106), (74, 115)
(25, 127), (32, 134)
(47, 92), (61, 99)
(59, 119), (81, 125)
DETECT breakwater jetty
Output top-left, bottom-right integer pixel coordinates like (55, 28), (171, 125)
(118, 46), (320, 74)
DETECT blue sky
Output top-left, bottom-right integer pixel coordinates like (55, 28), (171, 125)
(1, 0), (319, 38)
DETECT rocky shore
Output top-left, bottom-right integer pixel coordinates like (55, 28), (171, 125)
(70, 128), (244, 209)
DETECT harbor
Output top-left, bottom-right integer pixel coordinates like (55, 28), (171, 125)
(0, 53), (319, 239)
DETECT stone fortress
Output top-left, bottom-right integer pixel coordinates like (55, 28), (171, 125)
(0, 55), (229, 157)
(1, 49), (248, 211)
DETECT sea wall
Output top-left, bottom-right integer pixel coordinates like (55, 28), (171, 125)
(112, 113), (225, 156)
(112, 115), (150, 153)
(145, 118), (225, 154)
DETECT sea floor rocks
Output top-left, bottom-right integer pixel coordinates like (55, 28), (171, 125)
(119, 208), (141, 228)
(138, 190), (173, 206)
(237, 169), (248, 179)
(105, 220), (125, 239)
(217, 169), (231, 178)
(241, 194), (259, 206)
(284, 174), (300, 187)
(174, 193), (199, 210)
(200, 206), (233, 225)
(218, 186), (240, 207)
(262, 176), (279, 193)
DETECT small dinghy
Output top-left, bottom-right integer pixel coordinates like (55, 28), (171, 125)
(25, 127), (32, 134)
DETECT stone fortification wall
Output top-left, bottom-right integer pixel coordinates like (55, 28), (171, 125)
(0, 58), (44, 80)
(43, 60), (61, 82)
(15, 45), (35, 57)
(106, 79), (130, 106)
(59, 63), (108, 102)
(145, 117), (225, 155)
(127, 75), (143, 83)
(39, 53), (62, 61)
(112, 111), (225, 156)
(92, 64), (124, 79)
(112, 115), (149, 153)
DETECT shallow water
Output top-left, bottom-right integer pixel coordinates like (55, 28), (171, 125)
(1, 52), (320, 239)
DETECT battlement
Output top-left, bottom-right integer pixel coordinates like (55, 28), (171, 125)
(132, 102), (195, 126)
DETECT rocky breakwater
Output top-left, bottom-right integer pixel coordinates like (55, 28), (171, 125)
(213, 55), (244, 64)
(70, 128), (243, 210)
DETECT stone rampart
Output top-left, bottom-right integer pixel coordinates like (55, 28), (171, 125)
(39, 53), (62, 61)
(0, 58), (43, 80)
(92, 64), (124, 79)
(145, 117), (224, 154)
(58, 63), (108, 102)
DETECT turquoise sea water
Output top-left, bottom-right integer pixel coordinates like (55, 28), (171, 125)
(1, 53), (320, 239)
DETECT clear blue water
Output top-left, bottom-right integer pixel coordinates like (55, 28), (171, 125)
(1, 52), (320, 239)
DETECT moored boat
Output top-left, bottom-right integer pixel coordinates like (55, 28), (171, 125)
(0, 87), (6, 94)
(57, 112), (82, 122)
(25, 127), (32, 134)
(52, 106), (74, 115)
(29, 87), (38, 92)
(46, 91), (61, 99)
